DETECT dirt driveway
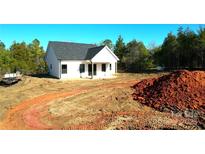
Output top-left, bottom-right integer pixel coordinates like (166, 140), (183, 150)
(0, 73), (198, 130)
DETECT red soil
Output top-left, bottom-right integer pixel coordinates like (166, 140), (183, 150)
(1, 79), (137, 130)
(132, 70), (205, 113)
(1, 89), (88, 129)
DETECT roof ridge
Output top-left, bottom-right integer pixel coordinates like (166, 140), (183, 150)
(89, 45), (105, 49)
(49, 41), (96, 46)
(48, 41), (102, 60)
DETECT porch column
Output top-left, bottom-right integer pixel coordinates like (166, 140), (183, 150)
(91, 62), (93, 79)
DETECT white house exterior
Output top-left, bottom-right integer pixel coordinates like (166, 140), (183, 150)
(45, 41), (119, 79)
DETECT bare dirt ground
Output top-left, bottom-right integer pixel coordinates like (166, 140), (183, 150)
(0, 73), (199, 130)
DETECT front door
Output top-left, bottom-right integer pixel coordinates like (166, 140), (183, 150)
(88, 64), (97, 76)
(88, 64), (92, 76)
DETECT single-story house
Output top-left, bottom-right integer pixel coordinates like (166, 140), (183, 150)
(45, 41), (119, 79)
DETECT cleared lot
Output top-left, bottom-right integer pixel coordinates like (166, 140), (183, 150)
(0, 73), (198, 129)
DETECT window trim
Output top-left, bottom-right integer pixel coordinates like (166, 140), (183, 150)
(102, 64), (106, 72)
(61, 64), (67, 74)
(80, 64), (85, 73)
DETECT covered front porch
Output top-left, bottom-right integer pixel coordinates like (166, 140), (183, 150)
(80, 61), (117, 79)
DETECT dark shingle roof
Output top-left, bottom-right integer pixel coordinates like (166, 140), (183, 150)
(48, 41), (105, 60)
(85, 46), (105, 59)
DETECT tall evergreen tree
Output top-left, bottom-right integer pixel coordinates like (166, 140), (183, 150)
(161, 32), (178, 69)
(177, 27), (199, 68)
(122, 40), (151, 72)
(0, 41), (5, 51)
(114, 35), (126, 69)
(198, 27), (205, 68)
(100, 39), (113, 50)
(0, 41), (16, 74)
(28, 39), (47, 73)
(114, 35), (125, 60)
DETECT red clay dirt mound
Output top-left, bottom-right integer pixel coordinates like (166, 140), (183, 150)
(132, 70), (205, 117)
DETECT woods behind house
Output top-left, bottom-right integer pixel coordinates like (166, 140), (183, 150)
(1, 26), (205, 75)
(0, 39), (47, 75)
(153, 27), (205, 70)
(102, 26), (205, 71)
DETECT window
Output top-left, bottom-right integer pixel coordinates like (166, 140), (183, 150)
(88, 64), (92, 76)
(110, 64), (112, 70)
(50, 64), (52, 70)
(80, 64), (85, 73)
(62, 64), (67, 74)
(102, 64), (106, 72)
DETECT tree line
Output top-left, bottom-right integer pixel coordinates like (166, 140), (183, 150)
(153, 27), (205, 69)
(101, 26), (205, 72)
(1, 26), (205, 75)
(0, 39), (47, 75)
(100, 36), (153, 72)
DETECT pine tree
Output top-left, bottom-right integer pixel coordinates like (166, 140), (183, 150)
(100, 39), (113, 50)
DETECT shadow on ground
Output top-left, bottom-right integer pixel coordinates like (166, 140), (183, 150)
(29, 74), (58, 79)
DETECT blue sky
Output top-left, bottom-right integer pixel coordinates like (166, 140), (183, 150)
(0, 24), (204, 50)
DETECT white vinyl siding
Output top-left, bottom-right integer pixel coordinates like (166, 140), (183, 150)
(46, 45), (119, 79)
(46, 46), (60, 78)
